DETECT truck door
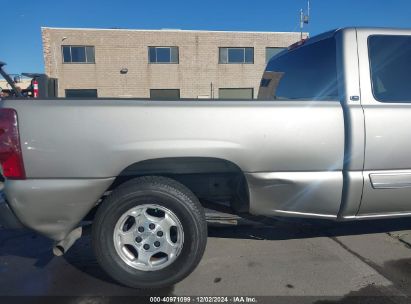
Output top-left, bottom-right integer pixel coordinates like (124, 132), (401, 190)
(249, 32), (347, 218)
(357, 29), (411, 216)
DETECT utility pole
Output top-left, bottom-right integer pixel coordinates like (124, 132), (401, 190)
(300, 0), (310, 40)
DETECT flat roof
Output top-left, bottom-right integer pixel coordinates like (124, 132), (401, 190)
(41, 26), (305, 35)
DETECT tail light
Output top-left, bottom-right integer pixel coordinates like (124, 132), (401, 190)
(0, 109), (26, 179)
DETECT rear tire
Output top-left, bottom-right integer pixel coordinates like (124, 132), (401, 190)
(92, 176), (207, 288)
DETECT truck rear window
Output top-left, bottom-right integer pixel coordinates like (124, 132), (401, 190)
(369, 35), (411, 103)
(259, 37), (339, 101)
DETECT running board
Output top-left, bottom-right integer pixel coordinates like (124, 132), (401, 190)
(205, 208), (263, 226)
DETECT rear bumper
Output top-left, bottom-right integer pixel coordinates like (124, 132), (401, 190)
(0, 191), (24, 229)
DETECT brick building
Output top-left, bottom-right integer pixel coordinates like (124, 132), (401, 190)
(41, 27), (305, 99)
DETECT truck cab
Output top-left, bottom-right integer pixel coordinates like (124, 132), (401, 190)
(256, 28), (411, 219)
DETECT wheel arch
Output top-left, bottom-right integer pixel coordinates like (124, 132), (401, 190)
(108, 157), (250, 213)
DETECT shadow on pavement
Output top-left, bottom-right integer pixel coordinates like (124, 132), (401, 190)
(2, 216), (411, 295)
(0, 228), (175, 296)
(208, 217), (411, 242)
(0, 230), (54, 268)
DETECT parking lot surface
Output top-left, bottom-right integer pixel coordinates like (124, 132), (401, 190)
(1, 217), (411, 303)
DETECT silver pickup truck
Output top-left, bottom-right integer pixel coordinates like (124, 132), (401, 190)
(1, 27), (411, 288)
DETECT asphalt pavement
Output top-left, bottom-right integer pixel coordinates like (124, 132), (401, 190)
(1, 217), (411, 303)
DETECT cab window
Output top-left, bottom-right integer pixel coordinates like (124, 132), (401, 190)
(258, 37), (338, 101)
(368, 35), (411, 103)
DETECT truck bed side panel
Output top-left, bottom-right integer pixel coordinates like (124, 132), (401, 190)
(6, 100), (345, 178)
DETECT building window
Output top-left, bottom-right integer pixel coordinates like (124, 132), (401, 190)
(219, 47), (254, 64)
(148, 47), (179, 63)
(266, 47), (285, 63)
(150, 89), (180, 100)
(219, 88), (254, 99)
(65, 89), (98, 98)
(62, 46), (95, 63)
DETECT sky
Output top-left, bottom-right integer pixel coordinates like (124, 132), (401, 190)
(1, 0), (411, 74)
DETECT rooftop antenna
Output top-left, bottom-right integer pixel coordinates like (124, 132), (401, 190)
(300, 0), (310, 40)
